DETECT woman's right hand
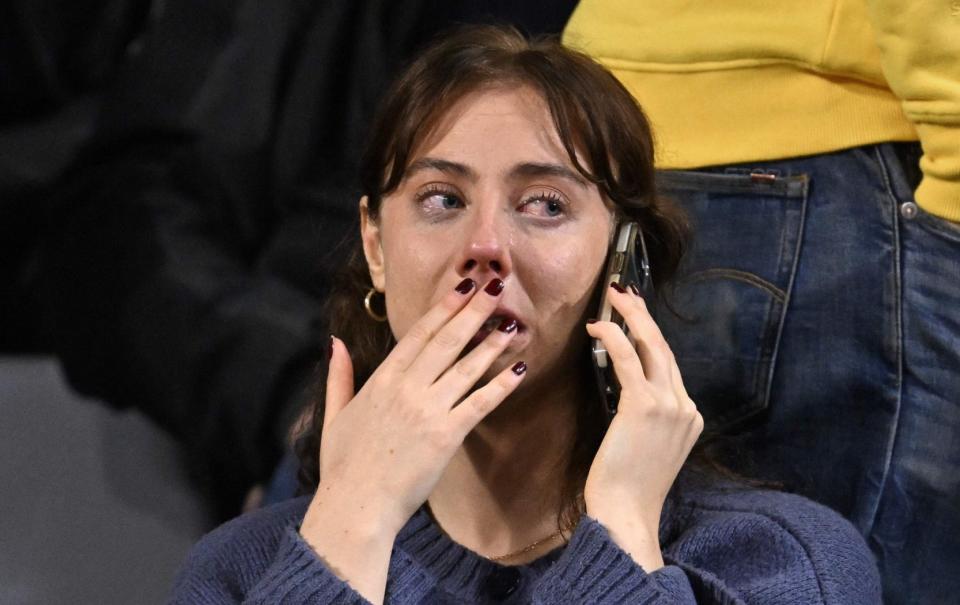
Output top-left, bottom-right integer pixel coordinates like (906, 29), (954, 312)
(299, 277), (525, 602)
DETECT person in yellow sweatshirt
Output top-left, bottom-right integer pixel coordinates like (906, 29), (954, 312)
(565, 2), (959, 603)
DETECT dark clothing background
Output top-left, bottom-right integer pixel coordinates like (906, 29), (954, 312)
(0, 0), (151, 351)
(38, 0), (577, 518)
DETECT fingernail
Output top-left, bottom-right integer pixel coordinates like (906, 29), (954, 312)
(609, 282), (626, 294)
(327, 334), (335, 360)
(629, 282), (641, 296)
(497, 318), (518, 333)
(484, 278), (505, 296)
(586, 318), (598, 324)
(455, 278), (475, 294)
(511, 360), (527, 375)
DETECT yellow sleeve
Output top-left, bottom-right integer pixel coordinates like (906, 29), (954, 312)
(866, 1), (960, 222)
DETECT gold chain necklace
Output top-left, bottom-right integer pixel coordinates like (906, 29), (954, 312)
(425, 502), (567, 562)
(486, 530), (565, 562)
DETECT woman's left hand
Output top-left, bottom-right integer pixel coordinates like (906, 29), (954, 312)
(583, 283), (704, 572)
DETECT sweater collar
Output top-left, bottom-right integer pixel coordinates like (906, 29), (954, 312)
(393, 505), (565, 600)
(391, 492), (681, 601)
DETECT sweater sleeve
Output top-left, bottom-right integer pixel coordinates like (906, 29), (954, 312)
(866, 0), (960, 222)
(531, 515), (697, 603)
(534, 492), (881, 605)
(169, 524), (373, 605)
(242, 528), (372, 604)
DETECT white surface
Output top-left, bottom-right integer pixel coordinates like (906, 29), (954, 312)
(0, 357), (214, 605)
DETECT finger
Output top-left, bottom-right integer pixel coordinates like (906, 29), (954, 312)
(448, 359), (527, 438)
(380, 277), (479, 374)
(429, 316), (519, 404)
(586, 319), (648, 394)
(323, 335), (355, 434)
(404, 277), (505, 384)
(607, 284), (673, 390)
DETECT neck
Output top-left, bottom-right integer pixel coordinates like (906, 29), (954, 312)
(427, 369), (587, 563)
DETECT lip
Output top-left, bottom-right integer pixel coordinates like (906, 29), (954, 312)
(463, 305), (528, 352)
(490, 305), (526, 332)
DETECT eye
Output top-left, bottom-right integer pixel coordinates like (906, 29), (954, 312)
(415, 184), (464, 213)
(519, 190), (567, 218)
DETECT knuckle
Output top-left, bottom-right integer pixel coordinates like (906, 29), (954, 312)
(406, 322), (433, 344)
(649, 330), (670, 354)
(594, 321), (616, 337)
(691, 411), (705, 434)
(453, 360), (476, 379)
(470, 377), (509, 413)
(433, 328), (462, 350)
(444, 291), (465, 310)
(467, 391), (492, 416)
(666, 349), (678, 367)
(495, 372), (516, 392)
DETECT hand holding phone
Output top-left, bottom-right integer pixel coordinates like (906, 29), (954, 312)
(591, 221), (653, 419)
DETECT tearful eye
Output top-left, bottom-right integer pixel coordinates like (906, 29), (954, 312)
(423, 193), (462, 210)
(520, 193), (567, 218)
(416, 185), (464, 214)
(436, 194), (462, 210)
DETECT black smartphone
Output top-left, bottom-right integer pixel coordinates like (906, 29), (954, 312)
(591, 221), (653, 420)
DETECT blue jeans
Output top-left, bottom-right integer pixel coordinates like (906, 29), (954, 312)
(655, 143), (960, 604)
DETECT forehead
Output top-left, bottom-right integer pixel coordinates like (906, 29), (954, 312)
(410, 85), (577, 171)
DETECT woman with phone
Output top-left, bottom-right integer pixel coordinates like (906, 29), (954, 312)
(170, 26), (880, 604)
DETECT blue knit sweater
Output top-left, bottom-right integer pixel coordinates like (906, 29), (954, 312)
(170, 485), (880, 604)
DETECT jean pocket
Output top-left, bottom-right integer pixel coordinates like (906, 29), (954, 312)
(654, 169), (809, 431)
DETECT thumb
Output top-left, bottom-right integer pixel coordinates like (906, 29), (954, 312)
(322, 335), (355, 434)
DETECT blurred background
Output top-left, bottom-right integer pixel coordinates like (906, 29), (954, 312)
(0, 1), (577, 603)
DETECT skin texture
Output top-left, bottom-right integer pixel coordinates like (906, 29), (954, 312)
(298, 86), (702, 604)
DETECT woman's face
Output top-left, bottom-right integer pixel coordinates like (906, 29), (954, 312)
(361, 85), (614, 389)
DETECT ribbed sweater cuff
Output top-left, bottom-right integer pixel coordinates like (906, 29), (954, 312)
(533, 516), (695, 603)
(243, 527), (371, 604)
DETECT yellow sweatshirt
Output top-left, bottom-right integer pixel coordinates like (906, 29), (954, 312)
(563, 0), (960, 222)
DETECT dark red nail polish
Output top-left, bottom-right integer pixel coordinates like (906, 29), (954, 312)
(497, 318), (518, 333)
(586, 318), (598, 324)
(455, 278), (475, 294)
(609, 282), (627, 294)
(629, 282), (641, 296)
(327, 334), (334, 360)
(511, 360), (527, 375)
(484, 279), (505, 296)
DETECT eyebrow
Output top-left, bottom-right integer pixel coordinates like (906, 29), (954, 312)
(509, 162), (589, 189)
(405, 157), (589, 189)
(406, 158), (477, 181)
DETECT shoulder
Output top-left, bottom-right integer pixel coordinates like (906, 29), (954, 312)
(170, 496), (312, 601)
(666, 486), (881, 605)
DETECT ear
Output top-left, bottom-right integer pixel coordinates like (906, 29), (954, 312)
(360, 196), (386, 291)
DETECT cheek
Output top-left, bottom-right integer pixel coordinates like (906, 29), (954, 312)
(381, 235), (450, 340)
(528, 236), (607, 323)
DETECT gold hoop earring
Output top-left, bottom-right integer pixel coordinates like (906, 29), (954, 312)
(364, 288), (388, 322)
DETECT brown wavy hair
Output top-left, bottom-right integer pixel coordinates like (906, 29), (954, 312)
(295, 24), (693, 535)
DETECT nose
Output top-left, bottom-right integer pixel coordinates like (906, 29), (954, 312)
(456, 211), (512, 280)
